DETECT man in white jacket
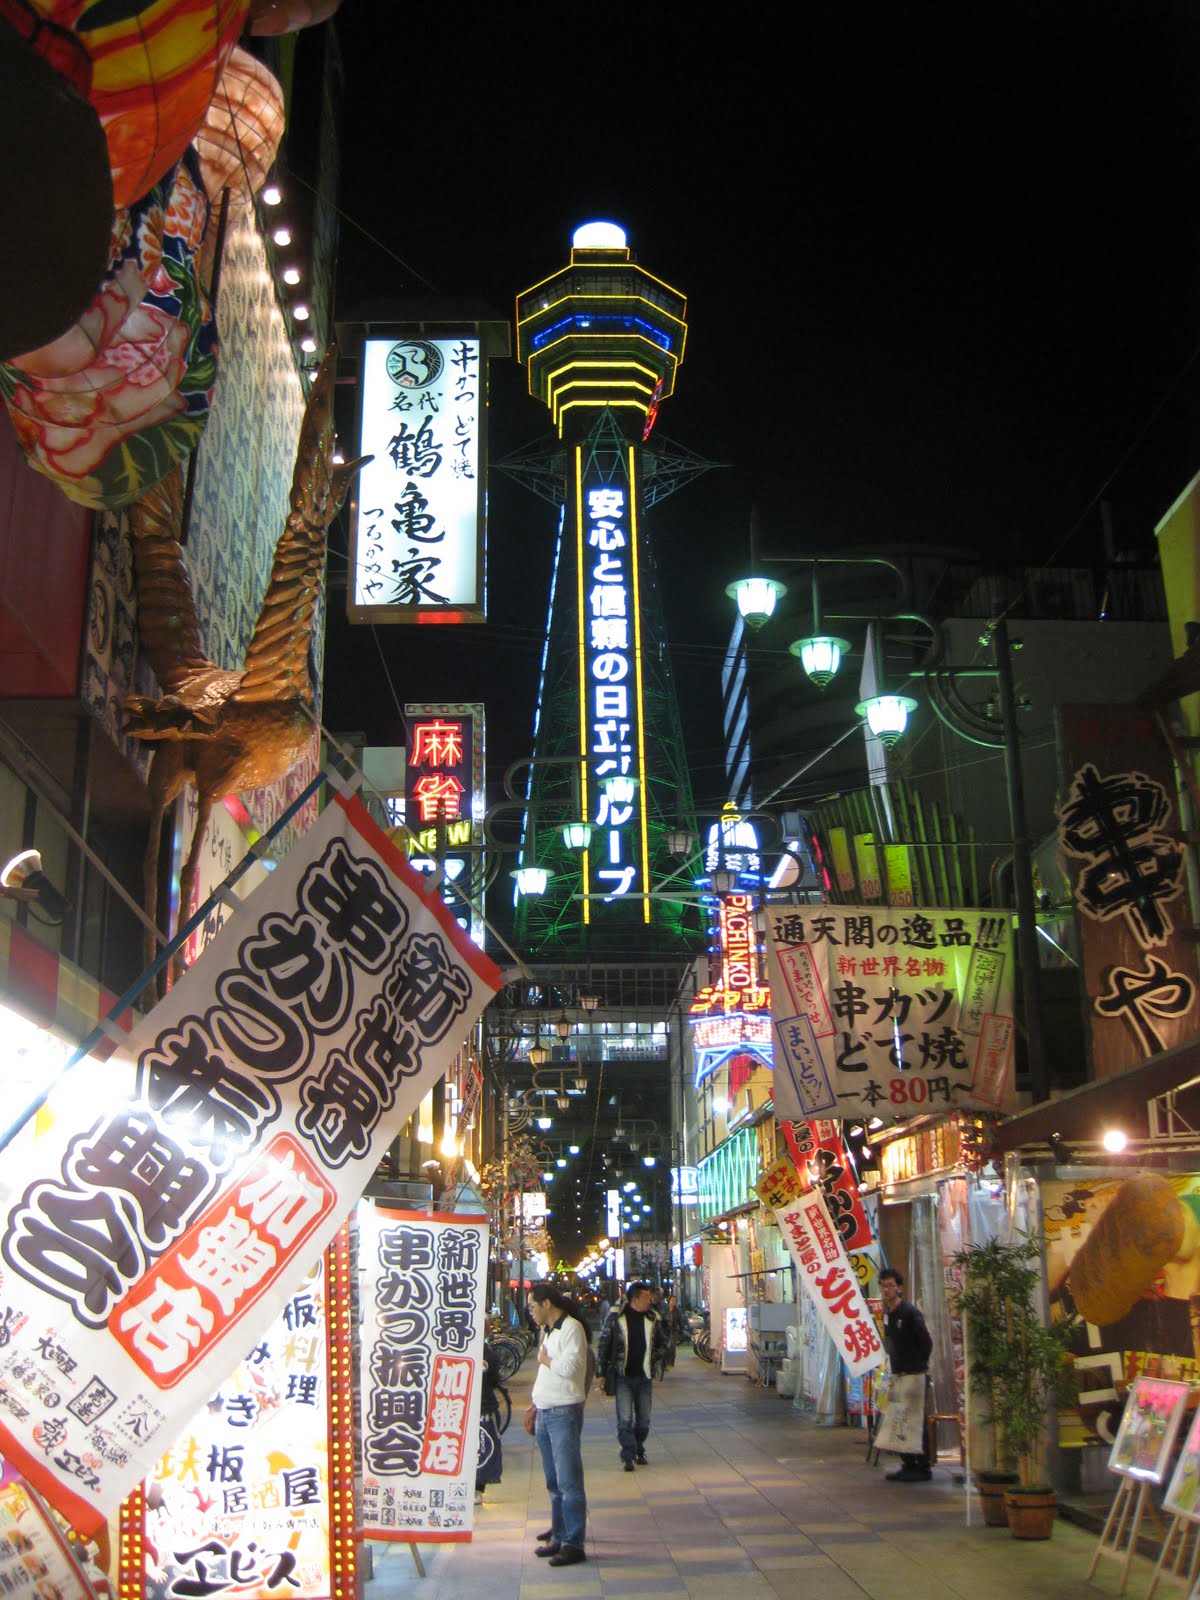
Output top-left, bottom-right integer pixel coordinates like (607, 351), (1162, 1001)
(528, 1282), (590, 1567)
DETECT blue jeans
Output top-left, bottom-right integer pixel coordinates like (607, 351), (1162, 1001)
(615, 1375), (653, 1462)
(535, 1403), (586, 1551)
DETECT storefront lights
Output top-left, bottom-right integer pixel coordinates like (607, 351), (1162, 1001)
(292, 302), (310, 322)
(790, 633), (852, 690)
(263, 183), (282, 206)
(282, 266), (301, 285)
(272, 225), (291, 246)
(855, 693), (918, 749)
(725, 576), (786, 631)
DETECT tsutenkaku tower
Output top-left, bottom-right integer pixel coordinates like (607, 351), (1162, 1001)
(502, 221), (715, 961)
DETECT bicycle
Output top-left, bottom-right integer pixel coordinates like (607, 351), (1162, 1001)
(692, 1327), (713, 1363)
(483, 1381), (512, 1436)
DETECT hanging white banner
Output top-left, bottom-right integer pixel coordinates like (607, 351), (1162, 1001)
(764, 904), (1015, 1123)
(0, 793), (500, 1533)
(358, 1206), (489, 1541)
(770, 1184), (885, 1379)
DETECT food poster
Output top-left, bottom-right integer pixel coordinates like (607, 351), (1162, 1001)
(1107, 1378), (1190, 1483)
(0, 1463), (98, 1600)
(138, 1260), (334, 1600)
(1044, 1174), (1200, 1448)
(1165, 1406), (1200, 1520)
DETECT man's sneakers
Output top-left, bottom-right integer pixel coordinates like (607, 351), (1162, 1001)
(535, 1541), (560, 1558)
(536, 1529), (554, 1541)
(635, 1450), (649, 1465)
(622, 1460), (635, 1472)
(548, 1547), (586, 1567)
(886, 1466), (932, 1482)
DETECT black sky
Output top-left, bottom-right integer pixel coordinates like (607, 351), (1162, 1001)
(323, 3), (1200, 816)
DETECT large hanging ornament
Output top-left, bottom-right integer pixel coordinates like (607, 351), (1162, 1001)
(0, 147), (217, 510)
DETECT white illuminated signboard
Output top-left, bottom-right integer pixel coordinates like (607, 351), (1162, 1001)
(350, 335), (485, 623)
(576, 446), (649, 920)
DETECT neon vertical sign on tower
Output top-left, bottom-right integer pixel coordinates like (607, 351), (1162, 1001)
(576, 446), (650, 921)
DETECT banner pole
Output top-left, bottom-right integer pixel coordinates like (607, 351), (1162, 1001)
(0, 764), (333, 1153)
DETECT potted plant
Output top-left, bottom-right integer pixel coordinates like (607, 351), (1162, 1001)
(953, 1233), (1077, 1538)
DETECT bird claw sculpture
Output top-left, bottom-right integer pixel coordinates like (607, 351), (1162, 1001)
(124, 343), (369, 985)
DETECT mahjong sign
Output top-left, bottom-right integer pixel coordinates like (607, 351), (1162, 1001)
(764, 906), (1015, 1123)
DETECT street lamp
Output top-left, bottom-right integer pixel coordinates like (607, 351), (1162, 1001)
(553, 1009), (572, 1041)
(561, 820), (592, 851)
(725, 575), (787, 631)
(512, 864), (551, 896)
(855, 691), (919, 749)
(604, 773), (636, 807)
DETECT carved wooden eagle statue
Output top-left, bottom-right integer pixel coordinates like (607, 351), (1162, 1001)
(125, 344), (368, 974)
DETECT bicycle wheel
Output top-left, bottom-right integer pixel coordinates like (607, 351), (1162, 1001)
(493, 1340), (521, 1381)
(694, 1330), (713, 1364)
(494, 1384), (512, 1435)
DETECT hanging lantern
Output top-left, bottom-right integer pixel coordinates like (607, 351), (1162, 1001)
(855, 693), (918, 749)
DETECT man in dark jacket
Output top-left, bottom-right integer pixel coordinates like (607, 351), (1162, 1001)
(597, 1283), (670, 1470)
(879, 1267), (933, 1481)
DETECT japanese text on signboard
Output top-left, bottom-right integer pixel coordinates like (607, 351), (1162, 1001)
(0, 796), (499, 1533)
(772, 1187), (883, 1377)
(359, 1208), (487, 1541)
(765, 906), (1015, 1123)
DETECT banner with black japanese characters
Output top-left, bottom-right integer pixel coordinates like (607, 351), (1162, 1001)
(1056, 704), (1200, 1078)
(0, 793), (500, 1533)
(756, 1161), (884, 1379)
(140, 1260), (335, 1600)
(358, 1206), (488, 1542)
(765, 905), (1015, 1124)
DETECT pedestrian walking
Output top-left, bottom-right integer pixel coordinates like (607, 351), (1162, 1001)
(527, 1282), (590, 1566)
(597, 1281), (669, 1469)
(879, 1267), (933, 1482)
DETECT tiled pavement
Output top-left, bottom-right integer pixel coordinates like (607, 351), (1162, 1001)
(364, 1346), (1158, 1600)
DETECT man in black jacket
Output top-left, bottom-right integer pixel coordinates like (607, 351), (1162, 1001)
(879, 1268), (933, 1482)
(596, 1283), (669, 1470)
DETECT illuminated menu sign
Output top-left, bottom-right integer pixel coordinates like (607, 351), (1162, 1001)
(405, 702), (484, 946)
(576, 447), (648, 920)
(351, 335), (485, 623)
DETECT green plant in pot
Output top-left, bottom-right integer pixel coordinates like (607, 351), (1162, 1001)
(953, 1233), (1077, 1538)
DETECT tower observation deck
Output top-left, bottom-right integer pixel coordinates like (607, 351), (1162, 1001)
(507, 223), (713, 964)
(516, 219), (688, 442)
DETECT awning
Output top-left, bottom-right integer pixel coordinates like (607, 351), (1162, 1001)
(992, 1031), (1200, 1154)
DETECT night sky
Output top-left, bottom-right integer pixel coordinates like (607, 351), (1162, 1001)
(322, 4), (1200, 821)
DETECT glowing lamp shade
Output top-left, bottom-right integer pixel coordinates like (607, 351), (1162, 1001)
(643, 1154), (656, 1167)
(604, 773), (636, 806)
(666, 827), (695, 859)
(725, 576), (786, 631)
(562, 821), (592, 851)
(536, 1116), (552, 1131)
(791, 634), (852, 689)
(262, 183), (282, 205)
(710, 867), (739, 895)
(543, 1171), (554, 1183)
(556, 1157), (567, 1168)
(527, 1042), (550, 1068)
(512, 865), (551, 896)
(579, 993), (600, 1013)
(573, 220), (627, 249)
(855, 693), (918, 749)
(272, 225), (291, 246)
(1102, 1128), (1128, 1153)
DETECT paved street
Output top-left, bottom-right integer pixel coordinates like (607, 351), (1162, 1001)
(364, 1345), (1152, 1600)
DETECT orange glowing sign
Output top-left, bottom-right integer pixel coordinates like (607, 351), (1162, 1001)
(412, 772), (465, 822)
(719, 893), (769, 1009)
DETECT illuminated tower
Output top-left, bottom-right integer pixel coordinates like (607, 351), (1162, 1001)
(502, 221), (715, 960)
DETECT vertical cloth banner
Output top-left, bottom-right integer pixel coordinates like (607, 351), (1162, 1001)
(0, 793), (500, 1533)
(778, 1119), (873, 1251)
(358, 1206), (489, 1541)
(140, 1261), (334, 1600)
(765, 905), (1015, 1124)
(756, 1161), (885, 1379)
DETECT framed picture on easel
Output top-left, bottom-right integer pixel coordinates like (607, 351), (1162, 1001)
(1109, 1378), (1191, 1484)
(1165, 1405), (1200, 1520)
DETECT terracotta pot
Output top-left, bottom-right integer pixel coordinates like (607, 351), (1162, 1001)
(976, 1477), (1012, 1526)
(1003, 1489), (1057, 1540)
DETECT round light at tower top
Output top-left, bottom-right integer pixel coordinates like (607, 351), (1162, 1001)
(516, 221), (688, 441)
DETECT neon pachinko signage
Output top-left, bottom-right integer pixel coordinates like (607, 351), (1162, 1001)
(689, 891), (772, 1085)
(576, 447), (648, 920)
(350, 335), (485, 623)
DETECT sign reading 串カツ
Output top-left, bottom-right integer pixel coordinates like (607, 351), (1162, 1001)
(0, 793), (499, 1533)
(350, 335), (485, 623)
(358, 1206), (488, 1542)
(576, 447), (648, 918)
(765, 906), (1015, 1123)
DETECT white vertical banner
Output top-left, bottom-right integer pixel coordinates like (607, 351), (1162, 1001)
(768, 1182), (885, 1379)
(0, 793), (500, 1532)
(358, 1206), (489, 1541)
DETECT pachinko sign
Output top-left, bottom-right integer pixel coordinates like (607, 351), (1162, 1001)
(756, 1166), (883, 1379)
(358, 1207), (489, 1541)
(765, 905), (1015, 1123)
(0, 794), (500, 1532)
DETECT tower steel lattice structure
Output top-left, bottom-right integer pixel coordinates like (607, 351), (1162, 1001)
(500, 224), (717, 962)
